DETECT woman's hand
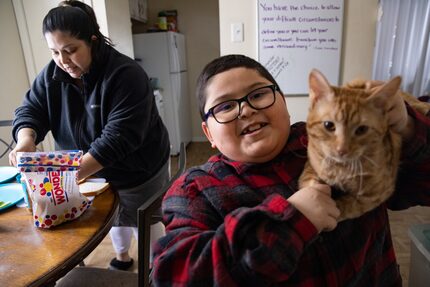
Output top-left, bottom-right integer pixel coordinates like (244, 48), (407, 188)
(287, 182), (340, 233)
(76, 152), (104, 183)
(9, 141), (37, 166)
(8, 128), (37, 166)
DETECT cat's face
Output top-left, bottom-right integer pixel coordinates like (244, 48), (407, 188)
(306, 69), (401, 163)
(307, 89), (388, 162)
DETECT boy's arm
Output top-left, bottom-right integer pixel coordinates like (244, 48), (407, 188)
(152, 174), (319, 286)
(388, 105), (430, 209)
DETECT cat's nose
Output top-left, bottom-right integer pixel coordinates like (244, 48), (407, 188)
(336, 146), (348, 156)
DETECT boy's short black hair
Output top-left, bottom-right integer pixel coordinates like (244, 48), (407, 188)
(196, 54), (281, 121)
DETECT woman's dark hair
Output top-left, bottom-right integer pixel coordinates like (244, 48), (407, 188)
(42, 0), (113, 58)
(196, 54), (281, 121)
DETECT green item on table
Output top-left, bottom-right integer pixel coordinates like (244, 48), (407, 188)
(0, 200), (11, 208)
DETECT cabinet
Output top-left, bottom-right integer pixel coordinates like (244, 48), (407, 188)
(129, 0), (148, 23)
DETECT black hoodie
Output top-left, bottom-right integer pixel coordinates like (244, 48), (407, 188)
(13, 43), (170, 188)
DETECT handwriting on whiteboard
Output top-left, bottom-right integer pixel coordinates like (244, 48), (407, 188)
(258, 0), (343, 94)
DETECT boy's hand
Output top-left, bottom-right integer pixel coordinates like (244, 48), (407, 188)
(287, 183), (340, 233)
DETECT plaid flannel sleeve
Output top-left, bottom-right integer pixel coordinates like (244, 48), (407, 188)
(389, 105), (430, 209)
(151, 174), (318, 286)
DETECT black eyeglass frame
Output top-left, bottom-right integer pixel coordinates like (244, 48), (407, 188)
(204, 84), (280, 124)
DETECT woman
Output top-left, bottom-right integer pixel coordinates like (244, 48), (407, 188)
(9, 0), (170, 270)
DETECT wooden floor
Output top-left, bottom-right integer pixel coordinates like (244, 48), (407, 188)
(83, 142), (430, 285)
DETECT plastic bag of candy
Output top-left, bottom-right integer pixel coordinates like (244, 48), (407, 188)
(17, 150), (92, 228)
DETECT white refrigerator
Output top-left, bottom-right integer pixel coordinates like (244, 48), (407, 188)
(133, 32), (192, 155)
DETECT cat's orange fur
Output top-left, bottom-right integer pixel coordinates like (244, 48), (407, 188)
(345, 78), (430, 116)
(299, 69), (405, 221)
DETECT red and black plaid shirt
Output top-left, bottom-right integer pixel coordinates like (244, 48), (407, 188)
(153, 106), (430, 287)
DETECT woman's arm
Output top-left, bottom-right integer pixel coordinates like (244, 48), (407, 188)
(13, 64), (54, 147)
(76, 152), (104, 182)
(9, 128), (103, 182)
(8, 128), (37, 166)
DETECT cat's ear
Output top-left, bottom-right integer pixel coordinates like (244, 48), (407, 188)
(309, 69), (334, 104)
(367, 76), (402, 110)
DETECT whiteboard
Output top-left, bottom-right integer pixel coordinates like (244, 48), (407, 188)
(258, 0), (343, 95)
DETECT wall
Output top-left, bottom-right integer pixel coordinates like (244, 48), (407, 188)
(0, 0), (29, 120)
(0, 1), (29, 165)
(142, 0), (220, 141)
(341, 0), (377, 81)
(96, 0), (134, 58)
(219, 0), (378, 123)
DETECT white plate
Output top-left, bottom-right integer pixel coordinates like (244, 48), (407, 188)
(0, 183), (24, 211)
(0, 166), (18, 184)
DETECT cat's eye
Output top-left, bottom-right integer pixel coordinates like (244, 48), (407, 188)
(323, 121), (335, 132)
(355, 125), (369, 135)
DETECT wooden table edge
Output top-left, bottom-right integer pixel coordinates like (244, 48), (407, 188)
(28, 188), (120, 287)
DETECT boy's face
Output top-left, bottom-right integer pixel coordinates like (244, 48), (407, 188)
(202, 67), (291, 163)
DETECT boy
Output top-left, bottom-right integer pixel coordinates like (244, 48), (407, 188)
(152, 55), (430, 286)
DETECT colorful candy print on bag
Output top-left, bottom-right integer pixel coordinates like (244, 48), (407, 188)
(17, 150), (92, 228)
(17, 150), (82, 172)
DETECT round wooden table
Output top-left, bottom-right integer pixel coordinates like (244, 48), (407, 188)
(0, 187), (119, 287)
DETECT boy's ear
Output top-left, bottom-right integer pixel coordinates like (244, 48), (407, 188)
(201, 121), (217, 149)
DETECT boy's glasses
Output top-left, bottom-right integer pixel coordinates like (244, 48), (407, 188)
(204, 84), (279, 124)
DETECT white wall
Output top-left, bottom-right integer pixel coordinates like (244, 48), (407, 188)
(219, 0), (378, 123)
(13, 0), (63, 83)
(0, 0), (29, 118)
(0, 0), (30, 165)
(95, 0), (134, 58)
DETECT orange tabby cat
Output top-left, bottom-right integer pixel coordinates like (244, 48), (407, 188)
(345, 78), (430, 116)
(299, 69), (406, 222)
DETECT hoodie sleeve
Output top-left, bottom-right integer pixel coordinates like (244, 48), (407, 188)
(13, 64), (54, 145)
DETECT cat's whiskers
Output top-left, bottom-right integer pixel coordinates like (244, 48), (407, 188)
(321, 155), (332, 170)
(362, 155), (379, 168)
(325, 157), (368, 195)
(349, 159), (355, 175)
(346, 159), (366, 197)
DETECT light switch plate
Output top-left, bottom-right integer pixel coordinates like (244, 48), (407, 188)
(231, 23), (244, 42)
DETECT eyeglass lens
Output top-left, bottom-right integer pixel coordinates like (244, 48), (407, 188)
(212, 86), (275, 123)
